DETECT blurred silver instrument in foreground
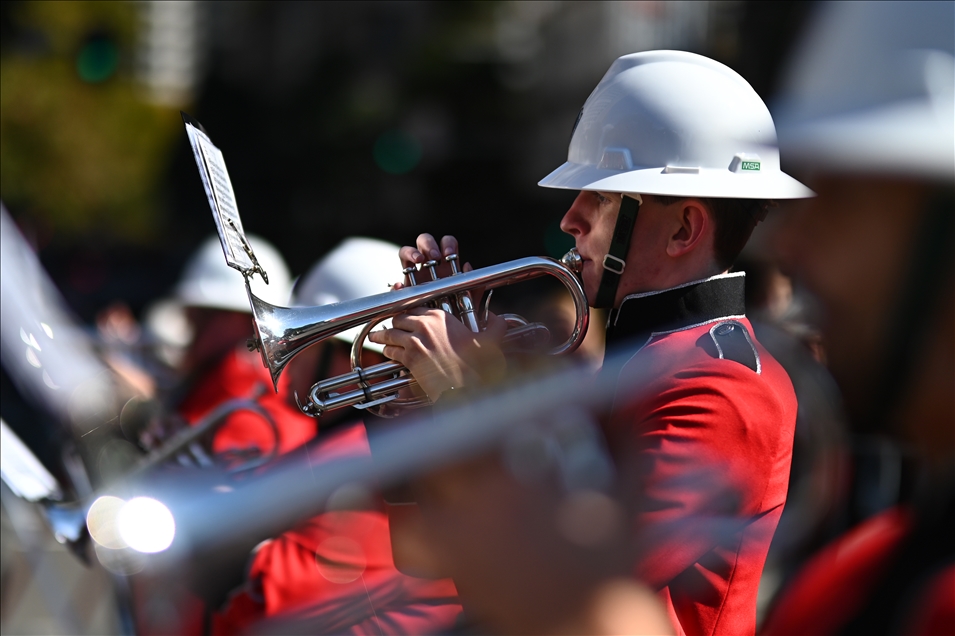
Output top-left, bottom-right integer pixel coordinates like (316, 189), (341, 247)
(0, 204), (113, 431)
(110, 340), (628, 565)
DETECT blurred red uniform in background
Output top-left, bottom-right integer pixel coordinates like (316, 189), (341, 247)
(194, 237), (461, 634)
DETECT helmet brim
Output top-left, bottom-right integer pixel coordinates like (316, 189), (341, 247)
(175, 280), (254, 314)
(777, 101), (955, 181)
(538, 161), (814, 199)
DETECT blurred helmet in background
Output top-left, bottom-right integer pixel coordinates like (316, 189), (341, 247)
(538, 50), (812, 199)
(292, 237), (401, 351)
(175, 235), (292, 313)
(773, 1), (954, 180)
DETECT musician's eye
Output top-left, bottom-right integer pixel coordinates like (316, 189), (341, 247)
(595, 192), (610, 205)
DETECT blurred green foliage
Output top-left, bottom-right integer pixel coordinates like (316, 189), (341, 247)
(1, 1), (180, 241)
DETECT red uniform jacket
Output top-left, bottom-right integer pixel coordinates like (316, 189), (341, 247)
(180, 348), (460, 634)
(135, 348), (320, 635)
(215, 423), (461, 634)
(179, 347), (317, 458)
(603, 273), (797, 636)
(763, 503), (955, 635)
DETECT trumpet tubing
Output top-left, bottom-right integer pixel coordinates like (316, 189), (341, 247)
(246, 251), (588, 416)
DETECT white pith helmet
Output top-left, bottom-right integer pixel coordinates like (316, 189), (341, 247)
(539, 50), (812, 199)
(773, 1), (954, 180)
(176, 234), (292, 313)
(292, 237), (401, 352)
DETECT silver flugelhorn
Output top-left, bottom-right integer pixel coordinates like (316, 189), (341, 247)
(245, 249), (589, 417)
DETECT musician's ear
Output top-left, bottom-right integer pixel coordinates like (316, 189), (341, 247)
(666, 199), (709, 258)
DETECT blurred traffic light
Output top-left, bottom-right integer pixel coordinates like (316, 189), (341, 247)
(373, 130), (422, 175)
(76, 31), (118, 83)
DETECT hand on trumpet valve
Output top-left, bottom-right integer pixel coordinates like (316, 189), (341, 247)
(368, 306), (507, 401)
(394, 233), (469, 289)
(245, 234), (588, 417)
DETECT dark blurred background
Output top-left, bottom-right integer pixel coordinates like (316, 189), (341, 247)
(0, 0), (814, 323)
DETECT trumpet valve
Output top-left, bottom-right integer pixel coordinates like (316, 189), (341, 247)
(422, 259), (455, 314)
(444, 255), (478, 330)
(445, 253), (461, 275)
(422, 259), (439, 281)
(457, 293), (480, 333)
(402, 265), (419, 286)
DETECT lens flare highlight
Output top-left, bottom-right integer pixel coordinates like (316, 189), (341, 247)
(117, 497), (175, 553)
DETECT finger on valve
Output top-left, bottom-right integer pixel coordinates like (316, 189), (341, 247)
(440, 235), (459, 258)
(416, 233), (461, 279)
(399, 244), (424, 269)
(416, 233), (442, 261)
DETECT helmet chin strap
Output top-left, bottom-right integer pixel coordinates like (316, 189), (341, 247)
(594, 194), (642, 309)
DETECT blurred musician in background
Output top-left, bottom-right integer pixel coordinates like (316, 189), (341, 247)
(132, 234), (304, 634)
(762, 2), (954, 633)
(215, 237), (461, 635)
(172, 234), (315, 464)
(372, 51), (813, 635)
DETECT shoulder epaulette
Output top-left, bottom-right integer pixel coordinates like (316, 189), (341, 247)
(707, 320), (760, 373)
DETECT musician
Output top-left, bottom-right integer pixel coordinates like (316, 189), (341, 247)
(174, 234), (316, 462)
(132, 235), (305, 635)
(372, 51), (813, 635)
(214, 237), (461, 635)
(761, 3), (954, 633)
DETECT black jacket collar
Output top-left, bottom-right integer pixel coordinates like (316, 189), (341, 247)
(605, 272), (746, 347)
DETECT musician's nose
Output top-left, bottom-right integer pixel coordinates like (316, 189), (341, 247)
(561, 191), (595, 239)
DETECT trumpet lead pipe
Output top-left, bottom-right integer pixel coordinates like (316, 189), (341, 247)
(311, 375), (416, 415)
(311, 360), (405, 394)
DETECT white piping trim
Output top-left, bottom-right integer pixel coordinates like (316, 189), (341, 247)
(614, 271), (745, 326)
(648, 314), (747, 338)
(610, 316), (757, 415)
(621, 314), (744, 368)
(708, 320), (762, 374)
(609, 315), (757, 417)
(739, 321), (762, 375)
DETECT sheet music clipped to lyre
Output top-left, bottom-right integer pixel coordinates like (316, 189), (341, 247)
(182, 112), (268, 283)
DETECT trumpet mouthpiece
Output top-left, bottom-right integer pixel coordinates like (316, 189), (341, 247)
(561, 248), (583, 275)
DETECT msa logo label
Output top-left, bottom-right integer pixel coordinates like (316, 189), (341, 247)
(741, 161), (760, 171)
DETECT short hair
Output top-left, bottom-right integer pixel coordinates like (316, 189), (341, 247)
(648, 195), (773, 270)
